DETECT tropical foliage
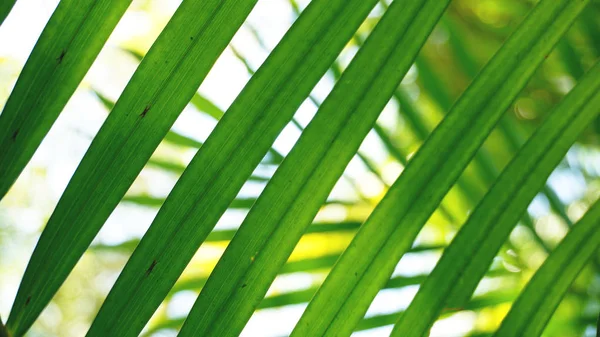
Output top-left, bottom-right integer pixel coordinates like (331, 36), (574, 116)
(0, 0), (599, 336)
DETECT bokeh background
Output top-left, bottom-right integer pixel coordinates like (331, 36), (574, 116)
(1, 0), (599, 336)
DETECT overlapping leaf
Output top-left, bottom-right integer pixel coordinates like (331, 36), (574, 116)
(85, 1), (381, 336)
(3, 0), (598, 336)
(6, 1), (258, 335)
(392, 59), (600, 337)
(292, 1), (591, 335)
(177, 0), (451, 335)
(493, 200), (600, 337)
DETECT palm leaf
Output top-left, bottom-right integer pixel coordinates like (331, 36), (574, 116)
(92, 89), (204, 150)
(6, 1), (258, 335)
(0, 316), (7, 337)
(0, 0), (15, 25)
(177, 0), (450, 335)
(292, 1), (591, 335)
(441, 9), (583, 240)
(85, 1), (380, 335)
(493, 199), (600, 337)
(2, 0), (598, 336)
(392, 59), (600, 337)
(0, 0), (132, 200)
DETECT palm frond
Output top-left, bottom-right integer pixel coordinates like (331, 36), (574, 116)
(0, 0), (132, 200)
(0, 0), (598, 336)
(6, 1), (258, 335)
(392, 59), (600, 337)
(85, 1), (381, 335)
(494, 199), (600, 337)
(293, 1), (591, 334)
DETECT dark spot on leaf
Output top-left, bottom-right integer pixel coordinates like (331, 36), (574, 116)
(12, 129), (19, 141)
(57, 50), (66, 64)
(25, 296), (31, 306)
(241, 284), (247, 288)
(190, 36), (194, 40)
(140, 105), (150, 118)
(146, 260), (157, 275)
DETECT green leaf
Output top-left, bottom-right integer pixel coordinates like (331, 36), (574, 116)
(122, 48), (227, 121)
(493, 200), (600, 337)
(113, 39), (284, 162)
(378, 3), (532, 268)
(443, 12), (580, 250)
(92, 89), (205, 149)
(580, 9), (600, 57)
(0, 0), (15, 25)
(177, 0), (451, 335)
(239, 22), (397, 199)
(85, 1), (380, 336)
(292, 1), (591, 335)
(94, 59), (283, 163)
(188, 91), (225, 121)
(6, 1), (258, 335)
(231, 34), (395, 203)
(391, 60), (600, 337)
(0, 316), (7, 337)
(0, 0), (132, 199)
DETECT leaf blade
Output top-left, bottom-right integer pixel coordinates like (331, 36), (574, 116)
(292, 1), (591, 335)
(177, 0), (451, 335)
(0, 0), (132, 199)
(85, 1), (381, 336)
(494, 200), (600, 337)
(391, 59), (600, 337)
(0, 0), (15, 25)
(6, 1), (258, 335)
